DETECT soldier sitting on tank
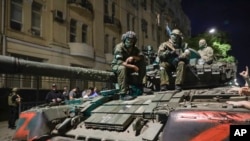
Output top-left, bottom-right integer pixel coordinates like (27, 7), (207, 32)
(158, 28), (190, 92)
(197, 38), (214, 65)
(111, 31), (146, 100)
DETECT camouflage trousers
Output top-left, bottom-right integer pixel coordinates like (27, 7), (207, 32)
(159, 61), (186, 86)
(112, 61), (146, 93)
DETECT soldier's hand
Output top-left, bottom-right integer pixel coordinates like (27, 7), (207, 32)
(126, 57), (134, 64)
(16, 97), (21, 103)
(179, 53), (187, 59)
(240, 66), (249, 79)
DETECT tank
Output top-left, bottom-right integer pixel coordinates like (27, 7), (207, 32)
(0, 55), (246, 141)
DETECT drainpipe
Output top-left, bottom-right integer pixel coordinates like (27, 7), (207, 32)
(1, 0), (6, 88)
(1, 0), (6, 56)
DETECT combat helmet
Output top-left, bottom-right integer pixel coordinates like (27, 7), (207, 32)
(171, 29), (182, 36)
(122, 31), (137, 43)
(12, 87), (18, 92)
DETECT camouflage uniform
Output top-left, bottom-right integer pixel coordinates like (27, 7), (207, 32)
(198, 39), (214, 64)
(111, 42), (146, 94)
(8, 87), (21, 129)
(158, 29), (190, 91)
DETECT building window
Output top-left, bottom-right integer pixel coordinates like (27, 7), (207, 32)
(112, 2), (115, 17)
(151, 0), (154, 13)
(104, 34), (109, 53)
(82, 24), (88, 43)
(31, 2), (42, 36)
(127, 13), (130, 30)
(141, 19), (148, 38)
(142, 0), (147, 10)
(104, 0), (108, 15)
(10, 0), (23, 31)
(130, 0), (138, 9)
(70, 19), (77, 42)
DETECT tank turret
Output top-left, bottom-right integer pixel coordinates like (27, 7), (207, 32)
(0, 55), (115, 82)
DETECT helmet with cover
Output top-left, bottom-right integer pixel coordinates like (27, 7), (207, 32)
(170, 28), (183, 45)
(199, 38), (207, 49)
(123, 31), (137, 48)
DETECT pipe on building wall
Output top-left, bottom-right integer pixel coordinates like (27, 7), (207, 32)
(0, 55), (116, 82)
(1, 0), (6, 56)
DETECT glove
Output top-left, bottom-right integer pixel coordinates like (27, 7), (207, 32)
(179, 53), (187, 59)
(159, 50), (170, 61)
(172, 58), (179, 66)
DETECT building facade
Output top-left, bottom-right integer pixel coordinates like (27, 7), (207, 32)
(0, 0), (190, 90)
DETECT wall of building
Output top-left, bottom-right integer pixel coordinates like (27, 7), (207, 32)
(0, 0), (191, 90)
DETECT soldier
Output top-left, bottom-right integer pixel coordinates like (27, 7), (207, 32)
(111, 31), (146, 100)
(158, 29), (190, 91)
(197, 38), (214, 65)
(8, 87), (21, 129)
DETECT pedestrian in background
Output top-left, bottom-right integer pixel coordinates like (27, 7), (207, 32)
(45, 83), (64, 103)
(69, 87), (77, 100)
(62, 86), (69, 100)
(85, 87), (99, 99)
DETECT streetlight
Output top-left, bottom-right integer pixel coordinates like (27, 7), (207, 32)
(209, 28), (216, 34)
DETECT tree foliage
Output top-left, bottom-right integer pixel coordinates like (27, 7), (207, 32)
(212, 42), (235, 62)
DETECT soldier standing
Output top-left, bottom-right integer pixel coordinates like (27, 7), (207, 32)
(198, 38), (214, 65)
(8, 87), (21, 129)
(111, 31), (146, 100)
(158, 29), (190, 91)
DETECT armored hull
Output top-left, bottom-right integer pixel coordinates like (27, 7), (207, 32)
(12, 86), (250, 141)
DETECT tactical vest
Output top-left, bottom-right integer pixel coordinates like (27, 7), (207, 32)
(8, 93), (17, 107)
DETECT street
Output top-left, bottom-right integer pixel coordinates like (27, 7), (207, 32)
(0, 121), (16, 141)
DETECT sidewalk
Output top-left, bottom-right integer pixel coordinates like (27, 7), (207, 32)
(0, 121), (16, 141)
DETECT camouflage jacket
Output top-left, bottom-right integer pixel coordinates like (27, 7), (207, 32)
(111, 42), (143, 69)
(198, 46), (214, 63)
(158, 40), (189, 63)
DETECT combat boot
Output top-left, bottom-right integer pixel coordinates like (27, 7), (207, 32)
(122, 94), (134, 100)
(160, 84), (168, 91)
(175, 85), (182, 92)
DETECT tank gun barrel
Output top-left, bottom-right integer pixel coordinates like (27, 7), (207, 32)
(0, 55), (115, 82)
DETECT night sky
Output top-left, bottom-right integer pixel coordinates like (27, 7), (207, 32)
(181, 0), (250, 85)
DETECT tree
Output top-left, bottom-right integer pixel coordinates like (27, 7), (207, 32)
(212, 41), (235, 62)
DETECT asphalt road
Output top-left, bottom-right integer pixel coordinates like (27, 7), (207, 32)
(0, 121), (16, 141)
